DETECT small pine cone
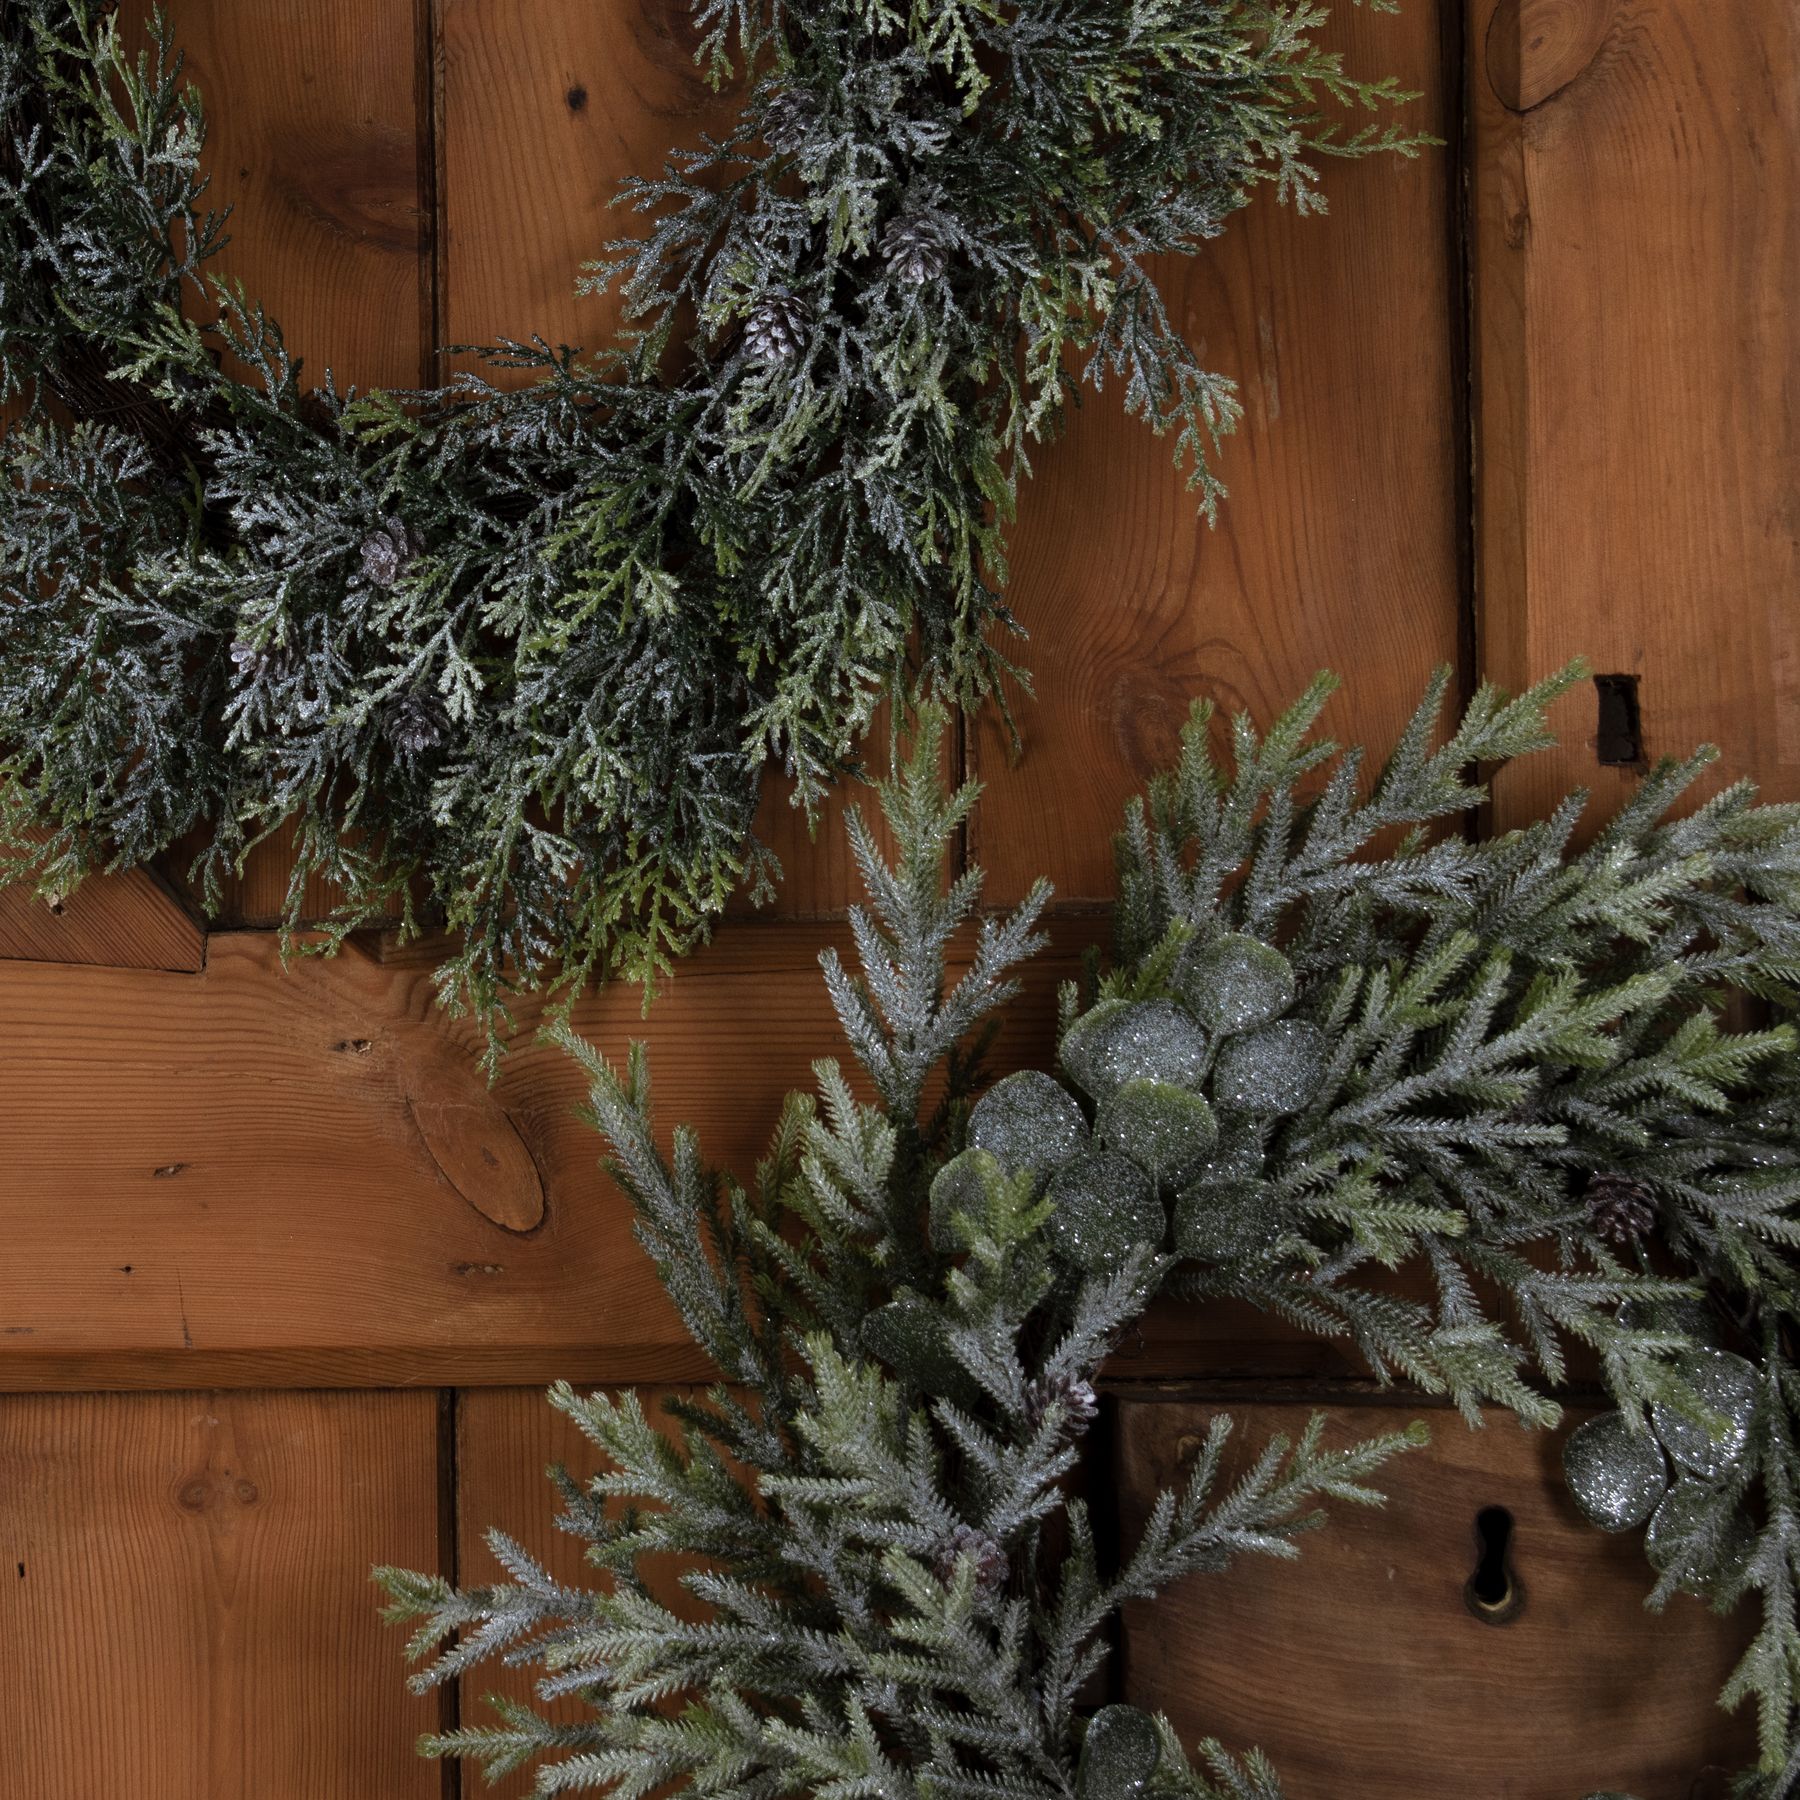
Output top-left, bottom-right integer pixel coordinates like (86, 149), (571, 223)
(1585, 1172), (1658, 1246)
(1024, 1371), (1099, 1437)
(759, 86), (819, 155)
(384, 689), (448, 757)
(229, 638), (290, 682)
(360, 517), (415, 590)
(743, 289), (812, 366)
(936, 1523), (1007, 1593)
(880, 210), (948, 285)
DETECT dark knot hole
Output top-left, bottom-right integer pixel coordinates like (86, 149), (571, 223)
(1465, 1505), (1523, 1624)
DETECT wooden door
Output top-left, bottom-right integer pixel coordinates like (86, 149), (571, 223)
(1, 2), (1792, 1793)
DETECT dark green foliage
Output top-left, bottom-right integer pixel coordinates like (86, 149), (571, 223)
(377, 716), (1422, 1796)
(0, 1), (1428, 1048)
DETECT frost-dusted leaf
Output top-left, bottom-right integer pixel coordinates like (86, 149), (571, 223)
(969, 1071), (1089, 1188)
(1061, 999), (1209, 1102)
(1046, 1149), (1165, 1278)
(1180, 933), (1296, 1034)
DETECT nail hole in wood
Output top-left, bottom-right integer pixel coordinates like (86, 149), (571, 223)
(1594, 674), (1643, 766)
(1465, 1504), (1524, 1625)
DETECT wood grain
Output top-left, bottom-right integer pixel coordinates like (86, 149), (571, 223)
(1470, 0), (1800, 832)
(0, 864), (203, 972)
(437, 0), (724, 367)
(1116, 1395), (1753, 1798)
(0, 922), (1079, 1388)
(0, 1389), (441, 1798)
(971, 5), (1464, 904)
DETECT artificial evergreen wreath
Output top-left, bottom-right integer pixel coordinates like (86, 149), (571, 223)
(381, 673), (1800, 1798)
(0, 1), (1425, 1035)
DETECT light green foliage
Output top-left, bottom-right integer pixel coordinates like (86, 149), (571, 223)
(1090, 665), (1800, 1793)
(377, 721), (1421, 1796)
(383, 671), (1800, 1793)
(0, 1), (1429, 1049)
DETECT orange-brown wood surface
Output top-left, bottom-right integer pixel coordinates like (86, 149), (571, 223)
(1116, 1396), (1754, 1799)
(1, 0), (1795, 1791)
(1471, 0), (1800, 832)
(975, 3), (1465, 905)
(0, 1389), (443, 1798)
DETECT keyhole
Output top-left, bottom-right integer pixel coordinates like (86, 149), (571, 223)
(1465, 1505), (1523, 1624)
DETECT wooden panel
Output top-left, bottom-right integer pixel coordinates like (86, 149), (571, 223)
(972, 6), (1464, 903)
(0, 923), (1061, 1387)
(438, 0), (723, 370)
(454, 1385), (716, 1797)
(1471, 0), (1800, 832)
(0, 1389), (441, 1798)
(0, 867), (203, 972)
(1116, 1395), (1752, 1798)
(159, 0), (428, 391)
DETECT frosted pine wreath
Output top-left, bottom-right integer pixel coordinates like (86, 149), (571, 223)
(382, 674), (1800, 1797)
(0, 1), (1425, 1038)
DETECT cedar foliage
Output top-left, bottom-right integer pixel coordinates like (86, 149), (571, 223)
(0, 0), (1427, 1046)
(385, 675), (1800, 1795)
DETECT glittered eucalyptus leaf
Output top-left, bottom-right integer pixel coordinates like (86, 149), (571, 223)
(861, 1291), (980, 1408)
(1211, 1019), (1328, 1116)
(1172, 1179), (1284, 1266)
(1562, 1412), (1669, 1533)
(928, 1147), (1006, 1252)
(1060, 999), (1210, 1102)
(1096, 1079), (1218, 1190)
(1650, 1350), (1759, 1481)
(1076, 1705), (1161, 1800)
(1180, 933), (1297, 1034)
(969, 1071), (1088, 1191)
(1645, 1476), (1755, 1598)
(1045, 1149), (1165, 1277)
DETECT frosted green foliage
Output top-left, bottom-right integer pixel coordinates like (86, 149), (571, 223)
(1078, 1705), (1161, 1800)
(378, 718), (1423, 1798)
(1098, 1081), (1220, 1190)
(1211, 1020), (1327, 1116)
(1646, 1476), (1754, 1595)
(969, 1070), (1089, 1188)
(1046, 1150), (1166, 1278)
(1562, 1413), (1668, 1533)
(1061, 999), (1211, 1101)
(1180, 935), (1297, 1034)
(1650, 1350), (1758, 1480)
(0, 1), (1430, 1048)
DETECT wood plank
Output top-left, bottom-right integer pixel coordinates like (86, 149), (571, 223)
(1471, 0), (1800, 833)
(140, 0), (428, 927)
(454, 1385), (719, 1797)
(0, 865), (203, 972)
(971, 5), (1464, 904)
(0, 923), (1042, 1387)
(0, 1389), (441, 1798)
(437, 0), (722, 373)
(1115, 1394), (1753, 1798)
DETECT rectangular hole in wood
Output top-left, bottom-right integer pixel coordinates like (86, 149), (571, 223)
(1594, 674), (1644, 766)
